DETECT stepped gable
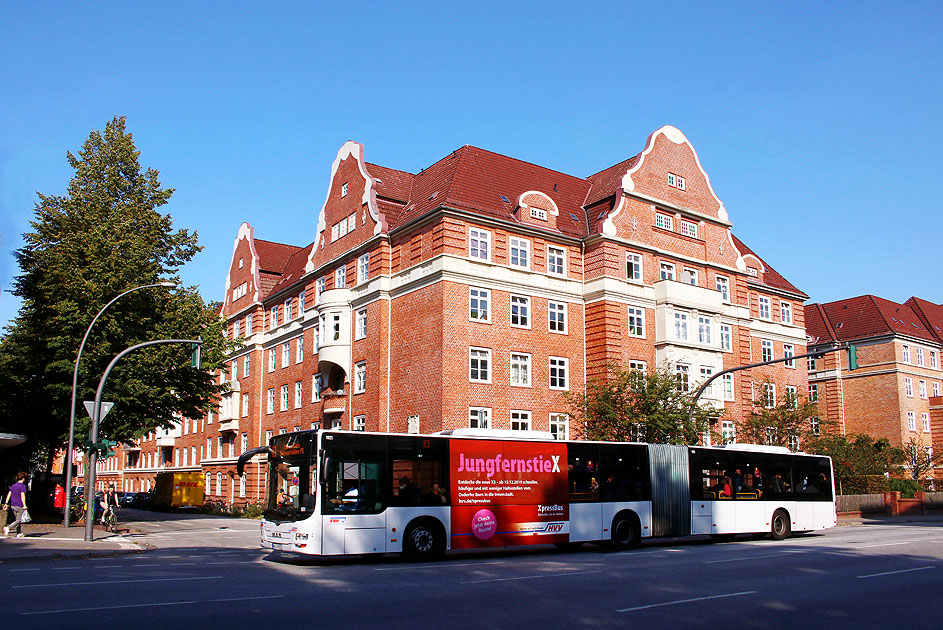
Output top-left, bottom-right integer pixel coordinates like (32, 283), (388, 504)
(904, 297), (943, 343)
(390, 145), (591, 238)
(730, 234), (806, 297)
(809, 295), (937, 343)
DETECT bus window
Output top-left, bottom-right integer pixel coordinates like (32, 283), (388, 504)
(761, 457), (794, 499)
(568, 444), (600, 502)
(689, 449), (736, 500)
(794, 457), (832, 501)
(732, 459), (761, 499)
(324, 458), (385, 514)
(599, 444), (650, 501)
(389, 436), (449, 506)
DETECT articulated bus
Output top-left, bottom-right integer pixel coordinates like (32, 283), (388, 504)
(238, 428), (836, 560)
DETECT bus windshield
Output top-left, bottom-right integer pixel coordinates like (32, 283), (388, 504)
(265, 432), (317, 523)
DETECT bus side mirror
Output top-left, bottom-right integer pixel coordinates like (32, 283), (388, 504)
(319, 453), (330, 485)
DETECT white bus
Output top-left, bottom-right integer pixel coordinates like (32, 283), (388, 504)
(238, 428), (836, 559)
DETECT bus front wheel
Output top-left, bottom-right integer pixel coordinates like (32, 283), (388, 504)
(770, 510), (791, 541)
(610, 513), (640, 550)
(404, 519), (445, 560)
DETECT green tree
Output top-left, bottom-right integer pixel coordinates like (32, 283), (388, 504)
(808, 434), (906, 494)
(567, 365), (723, 444)
(0, 116), (233, 473)
(738, 380), (824, 451)
(903, 436), (941, 481)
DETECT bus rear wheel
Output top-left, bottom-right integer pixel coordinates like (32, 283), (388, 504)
(610, 513), (640, 550)
(404, 520), (445, 560)
(770, 510), (791, 541)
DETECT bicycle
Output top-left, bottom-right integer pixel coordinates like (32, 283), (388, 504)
(101, 506), (118, 533)
(70, 500), (87, 524)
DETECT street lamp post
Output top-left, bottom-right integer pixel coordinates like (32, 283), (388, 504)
(64, 282), (175, 528)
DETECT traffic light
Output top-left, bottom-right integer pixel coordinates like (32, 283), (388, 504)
(848, 344), (858, 370)
(190, 342), (202, 369)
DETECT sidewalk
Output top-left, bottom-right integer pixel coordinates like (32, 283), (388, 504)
(0, 521), (150, 562)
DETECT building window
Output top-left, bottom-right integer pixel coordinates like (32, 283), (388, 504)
(312, 374), (321, 402)
(716, 276), (729, 302)
(241, 433), (248, 454)
(762, 383), (776, 408)
(270, 306), (279, 329)
(354, 415), (366, 432)
(469, 228), (491, 261)
(674, 312), (689, 341)
(902, 344), (911, 363)
(762, 340), (773, 363)
(905, 377), (914, 397)
(722, 374), (735, 401)
(549, 357), (568, 391)
(510, 410), (531, 431)
(627, 252), (642, 281)
(720, 324), (732, 351)
(469, 407), (490, 429)
(280, 385), (289, 411)
(758, 296), (771, 320)
(295, 381), (303, 408)
(547, 246), (566, 276)
(510, 295), (530, 328)
(808, 355), (818, 371)
(356, 309), (367, 340)
(510, 353), (531, 387)
(316, 277), (325, 303)
(470, 348), (491, 383)
(240, 474), (246, 498)
(785, 385), (798, 408)
(908, 411), (916, 431)
(354, 362), (366, 394)
(510, 237), (530, 269)
(920, 380), (928, 399)
(341, 182), (348, 197)
(784, 344), (795, 368)
(243, 355), (250, 378)
(627, 306), (645, 338)
(282, 342), (290, 368)
(675, 364), (690, 392)
(660, 262), (675, 281)
(549, 301), (567, 333)
(668, 173), (686, 190)
(916, 347), (925, 367)
(699, 366), (714, 396)
(470, 288), (491, 322)
(358, 253), (370, 284)
(934, 382), (941, 397)
(923, 413), (931, 432)
(549, 414), (568, 440)
(681, 268), (697, 285)
(931, 350), (939, 369)
(205, 473), (211, 493)
(698, 316), (712, 345)
(284, 298), (293, 321)
(267, 388), (275, 414)
(296, 337), (304, 363)
(335, 266), (346, 288)
(299, 290), (305, 313)
(781, 302), (792, 324)
(655, 214), (673, 231)
(722, 420), (736, 444)
(809, 383), (818, 402)
(629, 360), (647, 374)
(242, 393), (249, 417)
(245, 314), (252, 335)
(680, 220), (697, 238)
(810, 417), (821, 436)
(347, 213), (356, 234)
(216, 473), (222, 496)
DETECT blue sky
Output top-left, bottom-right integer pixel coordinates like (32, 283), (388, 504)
(2, 2), (942, 330)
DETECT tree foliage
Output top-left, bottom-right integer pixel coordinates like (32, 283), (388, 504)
(807, 434), (906, 494)
(737, 380), (824, 451)
(567, 365), (723, 445)
(903, 436), (941, 481)
(0, 116), (234, 472)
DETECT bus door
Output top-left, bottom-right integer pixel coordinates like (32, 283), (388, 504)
(321, 445), (387, 555)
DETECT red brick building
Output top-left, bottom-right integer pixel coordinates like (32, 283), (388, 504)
(92, 126), (810, 504)
(806, 295), (941, 480)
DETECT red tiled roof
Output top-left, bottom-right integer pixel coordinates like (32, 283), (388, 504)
(730, 234), (807, 297)
(365, 162), (413, 203)
(266, 243), (314, 298)
(806, 295), (938, 344)
(253, 239), (303, 276)
(904, 297), (943, 342)
(583, 155), (639, 208)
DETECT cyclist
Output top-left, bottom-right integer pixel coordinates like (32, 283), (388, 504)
(101, 484), (119, 527)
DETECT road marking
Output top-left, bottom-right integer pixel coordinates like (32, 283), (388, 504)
(52, 567), (83, 571)
(857, 539), (943, 548)
(20, 595), (285, 616)
(13, 575), (223, 589)
(170, 562), (198, 566)
(461, 570), (601, 584)
(375, 561), (505, 571)
(617, 590), (757, 612)
(704, 551), (804, 564)
(9, 568), (41, 573)
(856, 566), (933, 579)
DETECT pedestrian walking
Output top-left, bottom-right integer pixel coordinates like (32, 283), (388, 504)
(53, 483), (66, 524)
(2, 472), (30, 538)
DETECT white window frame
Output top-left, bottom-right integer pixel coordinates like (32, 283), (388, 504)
(243, 354), (250, 378)
(335, 266), (346, 289)
(923, 412), (931, 433)
(469, 228), (491, 261)
(905, 376), (914, 397)
(242, 393), (249, 417)
(908, 411), (916, 431)
(270, 306), (279, 329)
(358, 253), (370, 284)
(934, 382), (941, 397)
(660, 262), (675, 281)
(354, 362), (366, 394)
(267, 388), (275, 414)
(470, 347), (492, 383)
(699, 366), (714, 396)
(902, 344), (911, 363)
(628, 360), (647, 374)
(354, 415), (366, 431)
(296, 337), (304, 363)
(549, 301), (567, 334)
(919, 380), (928, 399)
(469, 407), (491, 429)
(627, 252), (642, 281)
(547, 245), (566, 276)
(510, 353), (531, 387)
(655, 214), (673, 231)
(781, 302), (793, 324)
(698, 315), (712, 345)
(280, 385), (289, 411)
(931, 350), (939, 369)
(784, 344), (795, 368)
(356, 309), (367, 340)
(470, 288), (491, 323)
(722, 419), (736, 444)
(758, 296), (771, 320)
(268, 349), (276, 373)
(762, 339), (773, 363)
(510, 295), (530, 328)
(549, 413), (568, 440)
(680, 220), (697, 238)
(312, 373), (321, 402)
(674, 312), (689, 341)
(284, 298), (293, 321)
(916, 347), (925, 367)
(720, 324), (732, 352)
(762, 383), (776, 408)
(281, 342), (290, 368)
(295, 381), (303, 408)
(510, 410), (531, 431)
(716, 275), (729, 302)
(809, 383), (819, 402)
(722, 374), (735, 401)
(549, 356), (569, 391)
(675, 364), (690, 392)
(509, 237), (530, 269)
(628, 306), (645, 338)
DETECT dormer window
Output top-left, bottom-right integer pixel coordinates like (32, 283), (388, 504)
(668, 173), (686, 190)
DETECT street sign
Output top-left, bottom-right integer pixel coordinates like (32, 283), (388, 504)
(83, 401), (114, 420)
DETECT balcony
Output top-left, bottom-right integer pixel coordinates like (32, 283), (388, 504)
(654, 279), (724, 313)
(218, 417), (239, 433)
(322, 389), (347, 414)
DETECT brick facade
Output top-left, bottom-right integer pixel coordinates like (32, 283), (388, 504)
(87, 126), (809, 504)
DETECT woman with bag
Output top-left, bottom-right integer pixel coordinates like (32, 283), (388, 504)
(2, 472), (30, 538)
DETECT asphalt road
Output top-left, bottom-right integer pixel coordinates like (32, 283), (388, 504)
(3, 516), (941, 629)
